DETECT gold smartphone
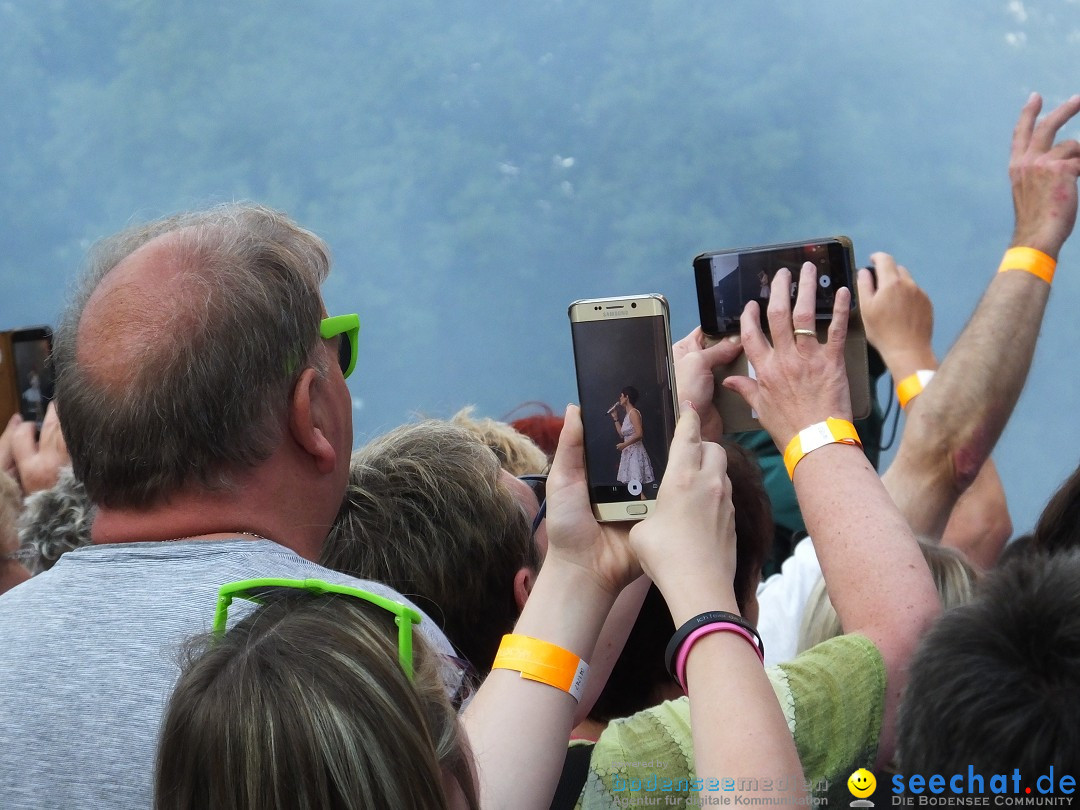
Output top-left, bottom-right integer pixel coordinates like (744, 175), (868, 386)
(692, 237), (871, 434)
(568, 294), (679, 522)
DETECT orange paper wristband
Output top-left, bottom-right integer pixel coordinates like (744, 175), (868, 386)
(896, 370), (936, 410)
(492, 634), (589, 701)
(783, 418), (862, 479)
(997, 247), (1055, 284)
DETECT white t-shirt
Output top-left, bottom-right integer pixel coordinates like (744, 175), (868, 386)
(755, 535), (823, 666)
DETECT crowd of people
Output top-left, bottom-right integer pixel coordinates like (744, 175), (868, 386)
(0, 91), (1079, 809)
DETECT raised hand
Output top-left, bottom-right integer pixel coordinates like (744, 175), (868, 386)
(544, 404), (640, 596)
(0, 403), (70, 496)
(672, 326), (743, 442)
(857, 253), (935, 374)
(722, 262), (851, 450)
(1009, 92), (1080, 259)
(628, 403), (737, 617)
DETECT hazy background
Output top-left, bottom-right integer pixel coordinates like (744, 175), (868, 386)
(2, 0), (1078, 534)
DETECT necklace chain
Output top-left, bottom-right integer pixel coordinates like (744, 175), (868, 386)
(169, 530), (269, 542)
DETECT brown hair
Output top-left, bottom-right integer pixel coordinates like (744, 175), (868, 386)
(155, 592), (477, 810)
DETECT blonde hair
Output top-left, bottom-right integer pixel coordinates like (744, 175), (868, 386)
(450, 406), (549, 475)
(155, 593), (477, 810)
(797, 541), (977, 655)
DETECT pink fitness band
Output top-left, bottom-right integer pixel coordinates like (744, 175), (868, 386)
(674, 621), (765, 689)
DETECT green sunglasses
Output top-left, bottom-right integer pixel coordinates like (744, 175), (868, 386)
(320, 314), (360, 379)
(212, 577), (422, 679)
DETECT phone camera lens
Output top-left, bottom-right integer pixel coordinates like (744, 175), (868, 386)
(631, 302), (637, 309)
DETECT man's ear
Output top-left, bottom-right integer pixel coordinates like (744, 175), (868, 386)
(288, 367), (337, 475)
(513, 566), (536, 614)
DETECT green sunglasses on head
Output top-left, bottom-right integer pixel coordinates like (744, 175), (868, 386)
(212, 577), (422, 679)
(320, 314), (360, 379)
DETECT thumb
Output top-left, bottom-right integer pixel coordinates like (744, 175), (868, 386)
(856, 267), (876, 305)
(697, 334), (743, 368)
(549, 404), (586, 488)
(721, 375), (758, 408)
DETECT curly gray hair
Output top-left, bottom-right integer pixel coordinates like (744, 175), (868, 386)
(18, 467), (94, 574)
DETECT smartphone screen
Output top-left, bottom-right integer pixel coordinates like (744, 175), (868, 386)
(694, 238), (854, 336)
(10, 327), (54, 429)
(569, 295), (678, 522)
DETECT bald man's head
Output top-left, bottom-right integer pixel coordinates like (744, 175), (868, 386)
(53, 204), (333, 508)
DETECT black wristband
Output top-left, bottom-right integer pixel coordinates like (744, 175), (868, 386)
(664, 610), (764, 681)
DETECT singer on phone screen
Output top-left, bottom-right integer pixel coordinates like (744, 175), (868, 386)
(611, 386), (654, 491)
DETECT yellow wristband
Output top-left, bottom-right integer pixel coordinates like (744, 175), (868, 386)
(492, 634), (589, 701)
(783, 418), (862, 479)
(896, 370), (936, 410)
(997, 246), (1055, 284)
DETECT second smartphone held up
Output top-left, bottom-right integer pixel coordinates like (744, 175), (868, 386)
(692, 237), (871, 434)
(569, 294), (678, 522)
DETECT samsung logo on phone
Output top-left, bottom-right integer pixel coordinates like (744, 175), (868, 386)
(602, 310), (630, 318)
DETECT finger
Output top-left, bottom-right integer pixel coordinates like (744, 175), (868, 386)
(694, 334), (743, 368)
(9, 420), (39, 466)
(548, 404), (586, 490)
(868, 252), (899, 286)
(738, 301), (772, 366)
(665, 401), (703, 473)
(827, 287), (851, 358)
(1011, 92), (1042, 160)
(791, 262), (817, 334)
(672, 327), (705, 360)
(699, 438), (729, 482)
(1046, 138), (1080, 161)
(896, 263), (914, 282)
(1031, 94), (1080, 153)
(39, 403), (61, 445)
(856, 267), (876, 305)
(721, 375), (759, 411)
(766, 267), (794, 349)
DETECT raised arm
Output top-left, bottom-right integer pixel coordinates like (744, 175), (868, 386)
(881, 93), (1080, 536)
(723, 263), (940, 766)
(461, 404), (639, 809)
(629, 405), (805, 804)
(857, 255), (1011, 567)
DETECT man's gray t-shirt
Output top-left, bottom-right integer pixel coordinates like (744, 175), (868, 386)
(0, 539), (455, 809)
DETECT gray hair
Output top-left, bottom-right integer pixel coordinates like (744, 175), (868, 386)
(17, 467), (93, 574)
(155, 592), (477, 810)
(53, 203), (331, 508)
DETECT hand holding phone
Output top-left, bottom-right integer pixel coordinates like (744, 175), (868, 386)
(0, 326), (55, 431)
(541, 404), (642, 596)
(628, 403), (738, 607)
(671, 328), (743, 443)
(692, 237), (870, 433)
(0, 402), (70, 496)
(723, 263), (853, 449)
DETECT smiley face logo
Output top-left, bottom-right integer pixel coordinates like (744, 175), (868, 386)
(848, 768), (877, 799)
